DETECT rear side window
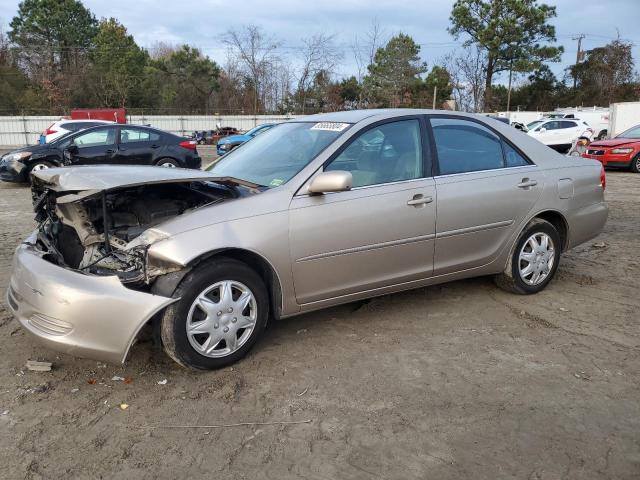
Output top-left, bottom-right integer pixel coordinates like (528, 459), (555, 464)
(120, 128), (160, 143)
(430, 118), (530, 174)
(503, 142), (530, 168)
(559, 121), (577, 129)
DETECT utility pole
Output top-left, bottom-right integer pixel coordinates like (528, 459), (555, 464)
(506, 59), (514, 113)
(432, 85), (437, 110)
(572, 34), (585, 89)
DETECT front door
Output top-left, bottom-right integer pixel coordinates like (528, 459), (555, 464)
(429, 117), (542, 275)
(69, 127), (117, 165)
(289, 118), (437, 305)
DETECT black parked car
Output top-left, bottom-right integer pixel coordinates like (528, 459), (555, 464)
(0, 124), (201, 183)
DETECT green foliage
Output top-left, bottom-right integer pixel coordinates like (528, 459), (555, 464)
(9, 0), (97, 53)
(570, 39), (637, 105)
(89, 18), (148, 107)
(148, 46), (221, 113)
(364, 34), (427, 107)
(449, 0), (563, 108)
(340, 76), (361, 105)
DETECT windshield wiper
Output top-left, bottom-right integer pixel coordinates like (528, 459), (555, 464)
(207, 176), (265, 190)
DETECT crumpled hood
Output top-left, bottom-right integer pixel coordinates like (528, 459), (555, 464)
(589, 138), (639, 149)
(31, 165), (259, 192)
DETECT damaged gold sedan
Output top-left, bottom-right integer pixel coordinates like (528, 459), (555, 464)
(6, 111), (608, 369)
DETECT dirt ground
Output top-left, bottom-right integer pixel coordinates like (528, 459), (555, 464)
(0, 154), (638, 479)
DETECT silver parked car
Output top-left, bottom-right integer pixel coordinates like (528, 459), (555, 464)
(7, 110), (608, 370)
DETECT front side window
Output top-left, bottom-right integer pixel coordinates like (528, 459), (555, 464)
(207, 122), (347, 188)
(431, 118), (531, 174)
(325, 119), (423, 188)
(72, 128), (116, 148)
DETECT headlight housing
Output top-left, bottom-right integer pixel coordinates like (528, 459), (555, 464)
(7, 151), (32, 162)
(125, 228), (171, 249)
(611, 147), (634, 155)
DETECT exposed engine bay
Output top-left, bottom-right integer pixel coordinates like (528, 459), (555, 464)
(31, 180), (235, 287)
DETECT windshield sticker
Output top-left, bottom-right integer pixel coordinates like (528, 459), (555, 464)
(269, 178), (284, 187)
(310, 122), (350, 132)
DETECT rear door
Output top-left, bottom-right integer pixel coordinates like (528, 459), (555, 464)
(69, 127), (117, 165)
(429, 116), (542, 275)
(115, 127), (161, 165)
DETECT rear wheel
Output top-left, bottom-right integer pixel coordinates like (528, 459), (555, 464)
(495, 219), (561, 294)
(630, 154), (640, 173)
(156, 158), (179, 168)
(160, 258), (269, 370)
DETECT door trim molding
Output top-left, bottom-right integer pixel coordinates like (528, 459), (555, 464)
(437, 220), (513, 239)
(296, 233), (436, 263)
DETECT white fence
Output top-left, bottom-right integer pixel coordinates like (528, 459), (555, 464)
(0, 115), (299, 147)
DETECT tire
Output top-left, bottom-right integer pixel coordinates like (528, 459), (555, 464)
(630, 154), (640, 173)
(160, 258), (269, 370)
(156, 158), (180, 168)
(494, 218), (561, 295)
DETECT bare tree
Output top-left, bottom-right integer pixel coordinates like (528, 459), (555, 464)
(149, 41), (179, 60)
(296, 33), (342, 113)
(352, 19), (385, 106)
(442, 46), (487, 112)
(222, 25), (281, 115)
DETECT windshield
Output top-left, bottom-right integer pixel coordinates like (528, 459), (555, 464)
(527, 120), (544, 130)
(207, 122), (349, 188)
(617, 125), (640, 139)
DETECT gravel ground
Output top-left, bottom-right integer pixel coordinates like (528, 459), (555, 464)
(0, 152), (638, 479)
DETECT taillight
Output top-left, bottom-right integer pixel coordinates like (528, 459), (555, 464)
(600, 166), (606, 191)
(44, 124), (57, 136)
(179, 140), (197, 150)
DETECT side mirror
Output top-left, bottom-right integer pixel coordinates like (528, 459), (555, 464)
(539, 127), (546, 133)
(308, 171), (352, 194)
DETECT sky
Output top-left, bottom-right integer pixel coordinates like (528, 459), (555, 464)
(1, 0), (639, 85)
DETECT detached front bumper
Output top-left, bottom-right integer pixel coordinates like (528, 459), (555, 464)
(6, 236), (177, 363)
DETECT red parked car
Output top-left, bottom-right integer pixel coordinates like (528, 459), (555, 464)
(582, 124), (640, 173)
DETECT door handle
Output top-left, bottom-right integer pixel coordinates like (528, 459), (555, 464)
(407, 195), (433, 207)
(106, 149), (115, 154)
(151, 144), (160, 149)
(517, 179), (538, 189)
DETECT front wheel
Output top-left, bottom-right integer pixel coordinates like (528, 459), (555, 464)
(495, 219), (561, 294)
(28, 160), (55, 183)
(160, 258), (269, 370)
(630, 154), (640, 173)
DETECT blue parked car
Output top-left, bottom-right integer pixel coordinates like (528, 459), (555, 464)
(216, 123), (277, 156)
